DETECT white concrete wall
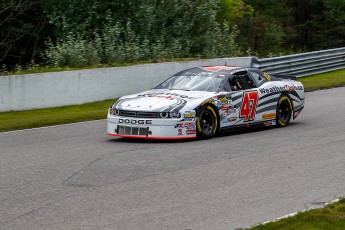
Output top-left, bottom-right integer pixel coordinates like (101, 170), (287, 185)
(0, 57), (254, 112)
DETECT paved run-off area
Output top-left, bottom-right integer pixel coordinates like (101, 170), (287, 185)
(1, 87), (345, 230)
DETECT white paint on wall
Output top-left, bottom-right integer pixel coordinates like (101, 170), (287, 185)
(0, 57), (254, 112)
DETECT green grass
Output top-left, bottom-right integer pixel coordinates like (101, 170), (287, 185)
(1, 69), (345, 132)
(242, 198), (345, 230)
(299, 69), (345, 91)
(0, 99), (114, 132)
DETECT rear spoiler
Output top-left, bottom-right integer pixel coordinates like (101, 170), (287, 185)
(269, 73), (297, 81)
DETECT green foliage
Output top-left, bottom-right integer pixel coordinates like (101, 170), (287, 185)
(44, 34), (100, 67)
(218, 0), (254, 24)
(203, 24), (240, 58)
(239, 0), (293, 56)
(2, 0), (345, 69)
(43, 0), (242, 67)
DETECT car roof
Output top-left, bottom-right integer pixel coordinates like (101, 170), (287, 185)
(175, 66), (248, 76)
(200, 66), (244, 72)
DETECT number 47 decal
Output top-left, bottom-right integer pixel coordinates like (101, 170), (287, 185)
(240, 91), (258, 122)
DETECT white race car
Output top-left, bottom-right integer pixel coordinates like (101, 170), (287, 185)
(107, 66), (305, 140)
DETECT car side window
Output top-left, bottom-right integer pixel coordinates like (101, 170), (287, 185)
(229, 76), (243, 91)
(249, 71), (266, 86)
(223, 79), (231, 91)
(230, 71), (256, 91)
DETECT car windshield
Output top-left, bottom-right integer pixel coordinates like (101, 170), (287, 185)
(154, 73), (224, 92)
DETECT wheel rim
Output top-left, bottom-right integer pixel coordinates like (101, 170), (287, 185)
(200, 110), (215, 133)
(278, 100), (290, 122)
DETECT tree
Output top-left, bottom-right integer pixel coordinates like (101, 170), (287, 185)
(237, 0), (292, 56)
(319, 0), (345, 48)
(1, 1), (40, 66)
(218, 0), (253, 24)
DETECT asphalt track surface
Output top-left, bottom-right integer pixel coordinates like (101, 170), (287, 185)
(1, 87), (345, 230)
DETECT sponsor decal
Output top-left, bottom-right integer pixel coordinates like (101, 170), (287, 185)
(184, 122), (196, 130)
(263, 72), (271, 81)
(221, 118), (229, 124)
(119, 119), (152, 125)
(178, 129), (183, 135)
(183, 71), (200, 76)
(184, 111), (196, 118)
(221, 117), (237, 123)
(259, 85), (303, 94)
(264, 121), (272, 126)
(219, 97), (227, 103)
(185, 117), (196, 121)
(221, 104), (229, 111)
(137, 93), (175, 100)
(240, 91), (258, 122)
(259, 86), (285, 94)
(228, 116), (237, 122)
(284, 85), (303, 91)
(174, 123), (184, 128)
(228, 108), (236, 114)
(262, 113), (276, 120)
(198, 72), (215, 77)
(184, 111), (196, 121)
(215, 100), (222, 108)
(186, 130), (196, 135)
(221, 112), (228, 118)
(138, 92), (195, 100)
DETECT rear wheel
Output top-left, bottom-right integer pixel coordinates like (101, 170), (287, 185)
(276, 95), (292, 127)
(196, 105), (218, 139)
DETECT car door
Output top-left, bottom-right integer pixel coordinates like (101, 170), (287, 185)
(230, 71), (260, 126)
(217, 71), (259, 128)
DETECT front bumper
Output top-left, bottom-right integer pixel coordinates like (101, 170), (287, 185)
(107, 115), (197, 140)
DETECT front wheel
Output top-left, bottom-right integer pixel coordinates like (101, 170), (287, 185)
(196, 105), (218, 139)
(276, 95), (292, 127)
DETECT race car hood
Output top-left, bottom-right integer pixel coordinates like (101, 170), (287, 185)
(115, 89), (216, 112)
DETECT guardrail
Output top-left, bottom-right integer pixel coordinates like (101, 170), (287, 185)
(253, 47), (345, 77)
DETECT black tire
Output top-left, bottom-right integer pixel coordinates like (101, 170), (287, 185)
(276, 95), (292, 127)
(196, 105), (218, 139)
